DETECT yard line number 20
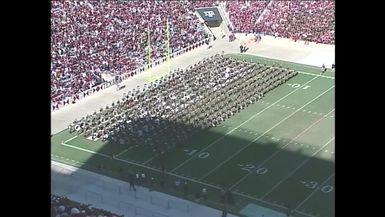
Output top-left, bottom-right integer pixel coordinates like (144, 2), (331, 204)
(238, 164), (268, 175)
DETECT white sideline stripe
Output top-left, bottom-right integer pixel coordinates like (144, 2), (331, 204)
(170, 76), (320, 173)
(114, 156), (225, 189)
(54, 144), (311, 214)
(64, 134), (80, 143)
(295, 210), (317, 217)
(295, 173), (335, 211)
(234, 54), (334, 79)
(51, 157), (81, 165)
(61, 143), (110, 158)
(298, 71), (334, 79)
(261, 137), (335, 199)
(200, 86), (335, 181)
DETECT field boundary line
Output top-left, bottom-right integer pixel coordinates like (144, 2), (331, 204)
(297, 71), (334, 79)
(52, 149), (311, 215)
(170, 75), (320, 173)
(61, 143), (110, 158)
(231, 53), (335, 77)
(199, 85), (335, 181)
(64, 134), (81, 143)
(295, 210), (317, 217)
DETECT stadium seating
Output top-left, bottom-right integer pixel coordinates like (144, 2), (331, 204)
(183, 0), (217, 10)
(255, 0), (335, 44)
(51, 0), (335, 111)
(225, 0), (334, 44)
(51, 194), (123, 217)
(51, 0), (209, 110)
(226, 0), (269, 33)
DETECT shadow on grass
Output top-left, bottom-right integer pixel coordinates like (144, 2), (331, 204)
(51, 113), (334, 217)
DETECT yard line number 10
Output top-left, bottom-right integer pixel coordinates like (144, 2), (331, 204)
(184, 149), (210, 158)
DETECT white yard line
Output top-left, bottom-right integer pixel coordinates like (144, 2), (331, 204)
(64, 134), (80, 143)
(261, 137), (335, 199)
(199, 85), (335, 181)
(298, 71), (334, 79)
(240, 53), (335, 80)
(143, 156), (157, 165)
(114, 146), (135, 158)
(294, 173), (335, 211)
(230, 108), (334, 191)
(53, 146), (313, 215)
(170, 75), (320, 173)
(61, 143), (110, 158)
(230, 109), (335, 189)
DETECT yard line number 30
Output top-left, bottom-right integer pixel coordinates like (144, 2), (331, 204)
(299, 180), (334, 193)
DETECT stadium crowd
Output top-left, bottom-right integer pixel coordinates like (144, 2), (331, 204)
(51, 0), (209, 110)
(69, 55), (296, 154)
(223, 0), (334, 44)
(183, 0), (217, 10)
(51, 0), (334, 110)
(226, 0), (269, 33)
(51, 195), (123, 217)
(254, 0), (335, 44)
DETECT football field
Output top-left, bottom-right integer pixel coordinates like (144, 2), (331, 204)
(51, 54), (335, 217)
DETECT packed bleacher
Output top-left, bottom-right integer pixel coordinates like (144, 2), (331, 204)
(51, 194), (123, 217)
(255, 0), (335, 44)
(226, 0), (269, 33)
(182, 0), (217, 11)
(69, 55), (297, 153)
(51, 0), (209, 110)
(225, 0), (334, 44)
(51, 0), (334, 111)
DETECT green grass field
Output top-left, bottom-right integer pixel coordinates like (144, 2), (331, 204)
(51, 54), (335, 217)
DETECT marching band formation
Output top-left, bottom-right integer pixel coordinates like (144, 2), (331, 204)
(69, 54), (297, 154)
